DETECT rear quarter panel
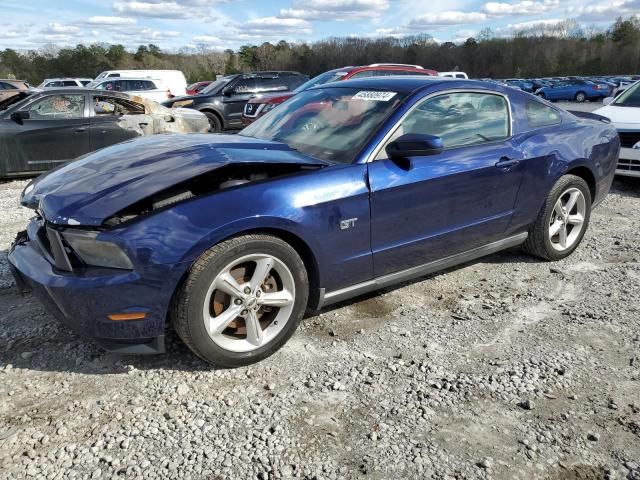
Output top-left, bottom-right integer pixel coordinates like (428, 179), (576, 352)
(507, 91), (618, 233)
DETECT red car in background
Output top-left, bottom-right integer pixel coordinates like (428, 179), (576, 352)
(241, 63), (438, 126)
(186, 81), (212, 96)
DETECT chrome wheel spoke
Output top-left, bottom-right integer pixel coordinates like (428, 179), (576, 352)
(244, 311), (264, 346)
(564, 191), (580, 212)
(567, 213), (584, 225)
(558, 224), (568, 248)
(259, 289), (294, 307)
(207, 304), (243, 335)
(250, 257), (274, 291)
(215, 272), (245, 298)
(549, 220), (563, 237)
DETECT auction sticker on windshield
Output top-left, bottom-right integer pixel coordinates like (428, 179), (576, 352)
(353, 91), (397, 101)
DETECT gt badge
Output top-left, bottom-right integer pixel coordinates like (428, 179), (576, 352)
(340, 218), (358, 230)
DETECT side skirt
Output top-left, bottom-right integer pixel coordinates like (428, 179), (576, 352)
(317, 232), (528, 309)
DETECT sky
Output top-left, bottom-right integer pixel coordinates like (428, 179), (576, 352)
(1, 0), (638, 51)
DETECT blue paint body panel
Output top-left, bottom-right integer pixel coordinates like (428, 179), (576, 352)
(9, 77), (619, 351)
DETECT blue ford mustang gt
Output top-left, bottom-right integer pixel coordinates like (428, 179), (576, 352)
(9, 77), (619, 366)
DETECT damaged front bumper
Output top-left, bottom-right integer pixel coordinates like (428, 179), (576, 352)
(7, 220), (182, 354)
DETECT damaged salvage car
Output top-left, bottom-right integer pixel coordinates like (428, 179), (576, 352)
(0, 88), (209, 178)
(9, 77), (619, 367)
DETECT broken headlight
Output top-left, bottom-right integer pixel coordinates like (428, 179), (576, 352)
(260, 103), (279, 115)
(61, 229), (133, 270)
(172, 99), (194, 108)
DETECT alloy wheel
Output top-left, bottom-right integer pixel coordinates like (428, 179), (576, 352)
(548, 187), (587, 252)
(202, 254), (295, 353)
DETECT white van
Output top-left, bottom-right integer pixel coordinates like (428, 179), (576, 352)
(87, 78), (173, 103)
(94, 70), (187, 96)
(439, 71), (469, 79)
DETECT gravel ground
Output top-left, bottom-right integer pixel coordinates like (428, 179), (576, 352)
(1, 103), (639, 480)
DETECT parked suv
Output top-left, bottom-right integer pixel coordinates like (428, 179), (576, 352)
(163, 71), (308, 131)
(241, 64), (437, 126)
(87, 78), (173, 103)
(37, 78), (93, 88)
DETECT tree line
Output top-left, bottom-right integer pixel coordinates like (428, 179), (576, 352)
(1, 16), (639, 85)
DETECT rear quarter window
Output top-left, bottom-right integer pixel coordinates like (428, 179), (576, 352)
(526, 101), (561, 128)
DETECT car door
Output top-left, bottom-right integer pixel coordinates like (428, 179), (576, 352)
(222, 76), (258, 128)
(367, 91), (525, 277)
(8, 93), (91, 174)
(89, 94), (151, 151)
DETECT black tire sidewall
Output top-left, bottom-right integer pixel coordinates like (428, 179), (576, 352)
(204, 112), (222, 132)
(540, 176), (591, 261)
(181, 237), (308, 367)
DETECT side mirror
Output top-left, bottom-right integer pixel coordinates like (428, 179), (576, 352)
(603, 97), (614, 106)
(222, 86), (235, 96)
(386, 134), (443, 159)
(163, 114), (175, 123)
(11, 110), (30, 122)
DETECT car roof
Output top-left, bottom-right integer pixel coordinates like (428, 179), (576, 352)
(30, 88), (133, 98)
(308, 76), (498, 95)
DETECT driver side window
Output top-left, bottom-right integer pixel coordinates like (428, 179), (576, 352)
(376, 92), (510, 160)
(27, 94), (85, 120)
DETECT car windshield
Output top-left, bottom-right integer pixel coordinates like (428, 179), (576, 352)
(613, 81), (640, 107)
(240, 86), (405, 163)
(292, 71), (349, 93)
(0, 91), (33, 111)
(200, 76), (233, 95)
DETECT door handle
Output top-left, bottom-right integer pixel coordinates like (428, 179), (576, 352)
(495, 157), (519, 170)
(74, 127), (87, 133)
(138, 122), (149, 127)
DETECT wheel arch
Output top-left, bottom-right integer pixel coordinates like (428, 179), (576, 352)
(197, 107), (225, 128)
(172, 224), (322, 312)
(566, 165), (596, 203)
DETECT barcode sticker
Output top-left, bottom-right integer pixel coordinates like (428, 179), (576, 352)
(353, 91), (397, 101)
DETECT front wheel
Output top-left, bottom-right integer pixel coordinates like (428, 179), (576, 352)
(203, 111), (222, 133)
(574, 91), (587, 103)
(522, 175), (591, 261)
(172, 234), (309, 367)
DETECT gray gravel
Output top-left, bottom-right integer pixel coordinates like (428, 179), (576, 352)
(1, 114), (639, 478)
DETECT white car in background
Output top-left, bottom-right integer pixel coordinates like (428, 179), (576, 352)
(37, 78), (93, 88)
(87, 78), (173, 103)
(94, 70), (187, 96)
(594, 80), (640, 178)
(438, 71), (469, 79)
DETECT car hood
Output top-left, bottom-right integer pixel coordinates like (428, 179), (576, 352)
(249, 92), (295, 104)
(593, 104), (640, 129)
(22, 133), (330, 227)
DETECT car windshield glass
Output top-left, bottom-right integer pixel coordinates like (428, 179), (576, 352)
(200, 77), (233, 95)
(240, 87), (405, 163)
(85, 81), (100, 88)
(613, 82), (640, 107)
(0, 91), (32, 111)
(292, 71), (348, 93)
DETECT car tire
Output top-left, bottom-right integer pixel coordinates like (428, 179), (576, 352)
(171, 234), (309, 367)
(574, 91), (587, 103)
(522, 174), (592, 261)
(203, 111), (222, 133)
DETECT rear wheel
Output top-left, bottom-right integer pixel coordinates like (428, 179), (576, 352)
(522, 175), (591, 261)
(172, 234), (309, 367)
(203, 111), (222, 133)
(574, 91), (587, 103)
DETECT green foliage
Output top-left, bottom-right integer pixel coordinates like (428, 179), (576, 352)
(1, 16), (639, 85)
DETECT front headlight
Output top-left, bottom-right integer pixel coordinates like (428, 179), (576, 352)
(260, 103), (279, 114)
(172, 99), (194, 108)
(62, 230), (133, 270)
